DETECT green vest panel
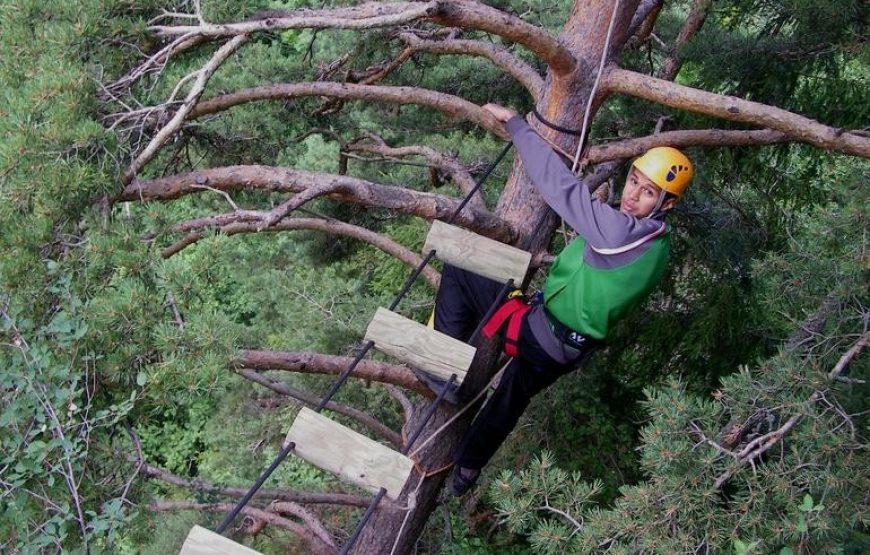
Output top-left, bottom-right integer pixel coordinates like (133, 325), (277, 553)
(543, 233), (670, 340)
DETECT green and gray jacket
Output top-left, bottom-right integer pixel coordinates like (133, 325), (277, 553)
(505, 117), (670, 360)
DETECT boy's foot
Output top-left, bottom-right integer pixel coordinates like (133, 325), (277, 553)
(411, 367), (460, 404)
(447, 465), (480, 497)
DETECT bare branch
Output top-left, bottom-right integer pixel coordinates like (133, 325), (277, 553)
(786, 295), (842, 351)
(585, 128), (790, 163)
(103, 33), (209, 98)
(188, 81), (508, 139)
(269, 502), (335, 549)
(165, 291), (186, 330)
(237, 368), (403, 448)
(163, 216), (441, 289)
(314, 45), (418, 115)
(829, 331), (870, 380)
(259, 182), (346, 228)
(147, 500), (335, 555)
(626, 0), (663, 47)
(118, 425), (144, 507)
(123, 35), (248, 184)
(145, 1), (572, 76)
(237, 350), (432, 397)
(149, 2), (437, 38)
(659, 0), (713, 80)
(398, 31), (544, 101)
(384, 384), (414, 424)
(346, 137), (487, 211)
(712, 331), (870, 490)
(142, 463), (370, 507)
(602, 67), (870, 159)
(117, 166), (516, 242)
(431, 0), (575, 74)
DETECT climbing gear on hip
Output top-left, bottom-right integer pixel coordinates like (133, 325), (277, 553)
(482, 297), (532, 357)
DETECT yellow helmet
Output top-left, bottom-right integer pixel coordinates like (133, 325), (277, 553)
(631, 147), (693, 198)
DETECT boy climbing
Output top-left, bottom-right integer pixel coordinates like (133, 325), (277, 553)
(432, 103), (693, 496)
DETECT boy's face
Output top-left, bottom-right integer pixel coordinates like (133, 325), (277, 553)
(619, 168), (675, 218)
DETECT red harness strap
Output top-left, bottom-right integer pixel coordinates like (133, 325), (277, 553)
(481, 298), (532, 357)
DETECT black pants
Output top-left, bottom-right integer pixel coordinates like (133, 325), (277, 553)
(434, 265), (587, 470)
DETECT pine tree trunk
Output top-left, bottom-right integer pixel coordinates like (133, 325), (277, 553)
(349, 2), (640, 552)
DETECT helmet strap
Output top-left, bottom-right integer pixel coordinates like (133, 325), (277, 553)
(645, 190), (667, 219)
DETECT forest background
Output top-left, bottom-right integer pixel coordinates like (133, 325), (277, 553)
(1, 0), (868, 553)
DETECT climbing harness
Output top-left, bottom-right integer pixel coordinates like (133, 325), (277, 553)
(481, 297), (532, 358)
(211, 141), (516, 553)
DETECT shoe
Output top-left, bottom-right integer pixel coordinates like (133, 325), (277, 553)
(447, 465), (480, 497)
(411, 367), (460, 405)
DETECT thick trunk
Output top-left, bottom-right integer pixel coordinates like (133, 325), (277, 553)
(349, 1), (640, 552)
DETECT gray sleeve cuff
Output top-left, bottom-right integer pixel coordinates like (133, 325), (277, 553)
(505, 115), (527, 136)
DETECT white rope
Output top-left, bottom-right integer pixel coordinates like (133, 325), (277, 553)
(388, 473), (425, 555)
(408, 361), (509, 459)
(570, 0), (622, 174)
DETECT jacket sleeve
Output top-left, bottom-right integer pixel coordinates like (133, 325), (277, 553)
(505, 116), (661, 250)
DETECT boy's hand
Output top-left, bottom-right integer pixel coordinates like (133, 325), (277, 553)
(482, 103), (518, 123)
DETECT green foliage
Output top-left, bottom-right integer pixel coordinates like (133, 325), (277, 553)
(0, 274), (137, 552)
(2, 0), (868, 553)
(489, 452), (604, 555)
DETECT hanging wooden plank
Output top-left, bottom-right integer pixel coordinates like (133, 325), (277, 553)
(364, 307), (474, 384)
(178, 525), (263, 555)
(423, 220), (531, 284)
(286, 407), (414, 501)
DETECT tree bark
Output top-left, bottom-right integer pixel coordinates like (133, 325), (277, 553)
(602, 67), (870, 158)
(236, 350), (431, 397)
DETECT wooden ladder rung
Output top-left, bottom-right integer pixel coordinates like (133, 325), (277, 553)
(423, 220), (531, 285)
(285, 408), (414, 501)
(179, 525), (263, 555)
(365, 307), (474, 385)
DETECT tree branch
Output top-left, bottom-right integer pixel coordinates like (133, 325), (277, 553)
(236, 350), (432, 398)
(258, 182), (346, 229)
(585, 128), (790, 163)
(146, 1), (573, 75)
(431, 0), (576, 74)
(397, 31), (544, 101)
(712, 331), (870, 490)
(103, 33), (208, 99)
(384, 384), (414, 424)
(148, 2), (437, 37)
(346, 137), (488, 211)
(602, 67), (870, 159)
(142, 463), (370, 507)
(829, 331), (870, 380)
(163, 215), (441, 288)
(117, 166), (515, 242)
(626, 0), (663, 47)
(659, 0), (713, 80)
(123, 35), (248, 185)
(269, 501), (335, 550)
(147, 500), (335, 555)
(188, 81), (508, 139)
(785, 295), (842, 351)
(236, 368), (402, 448)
